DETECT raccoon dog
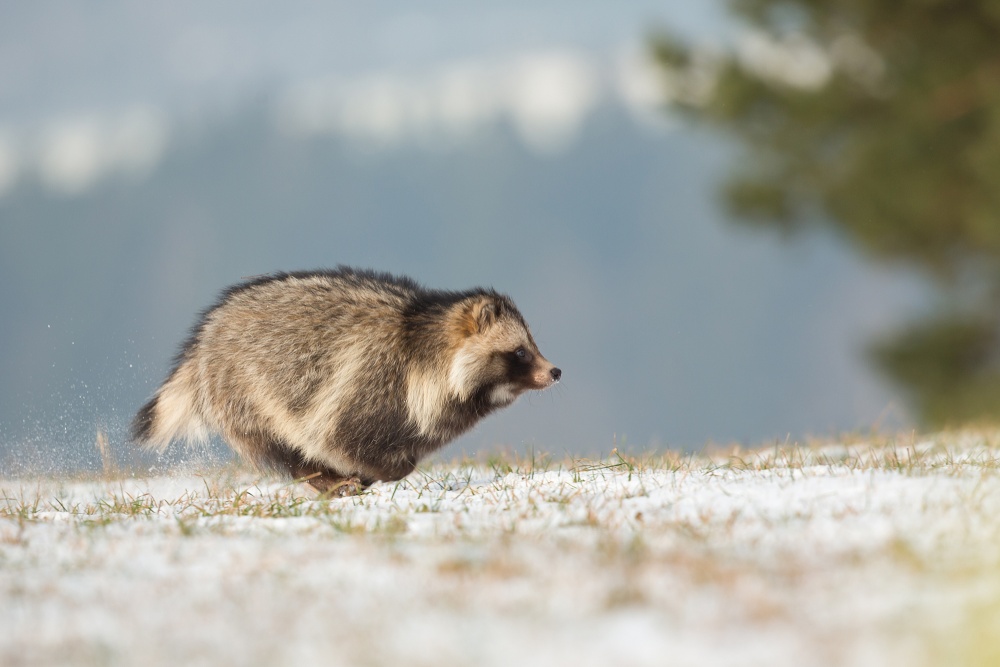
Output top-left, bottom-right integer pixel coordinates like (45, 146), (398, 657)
(131, 267), (561, 495)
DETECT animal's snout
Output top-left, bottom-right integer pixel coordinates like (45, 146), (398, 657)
(550, 367), (562, 382)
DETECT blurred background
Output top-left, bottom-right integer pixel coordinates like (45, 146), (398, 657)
(5, 0), (991, 472)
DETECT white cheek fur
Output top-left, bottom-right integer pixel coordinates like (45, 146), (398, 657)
(489, 383), (518, 406)
(448, 347), (480, 400)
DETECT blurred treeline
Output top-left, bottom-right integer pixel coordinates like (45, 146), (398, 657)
(654, 0), (1000, 427)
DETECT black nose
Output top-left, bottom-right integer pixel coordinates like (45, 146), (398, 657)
(550, 367), (562, 382)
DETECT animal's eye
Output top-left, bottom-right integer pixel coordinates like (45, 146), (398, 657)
(515, 348), (527, 359)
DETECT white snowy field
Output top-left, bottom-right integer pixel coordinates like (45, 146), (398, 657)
(3, 433), (1000, 667)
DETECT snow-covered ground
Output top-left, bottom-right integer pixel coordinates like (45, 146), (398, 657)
(3, 433), (1000, 667)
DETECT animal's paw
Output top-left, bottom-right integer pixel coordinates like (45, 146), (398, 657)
(315, 476), (366, 498)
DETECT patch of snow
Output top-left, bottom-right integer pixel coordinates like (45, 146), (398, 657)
(2, 437), (1000, 666)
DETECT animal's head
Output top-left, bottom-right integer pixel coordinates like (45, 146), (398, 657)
(449, 293), (561, 406)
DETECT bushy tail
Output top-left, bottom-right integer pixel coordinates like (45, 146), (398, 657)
(130, 361), (210, 450)
(130, 395), (162, 444)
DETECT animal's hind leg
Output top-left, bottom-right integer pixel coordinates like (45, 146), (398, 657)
(303, 472), (366, 497)
(259, 440), (366, 497)
(224, 429), (365, 496)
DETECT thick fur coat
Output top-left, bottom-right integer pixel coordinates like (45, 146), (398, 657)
(131, 268), (560, 494)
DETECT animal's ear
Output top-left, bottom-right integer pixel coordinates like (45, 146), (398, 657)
(476, 299), (497, 333)
(462, 298), (498, 335)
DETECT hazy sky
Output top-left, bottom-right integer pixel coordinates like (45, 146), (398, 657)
(0, 2), (729, 124)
